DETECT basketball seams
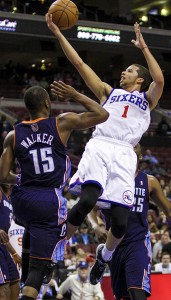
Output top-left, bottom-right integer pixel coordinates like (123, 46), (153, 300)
(49, 0), (78, 29)
(58, 11), (69, 28)
(64, 8), (78, 19)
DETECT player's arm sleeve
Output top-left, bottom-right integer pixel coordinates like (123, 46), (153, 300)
(93, 283), (105, 299)
(57, 276), (71, 295)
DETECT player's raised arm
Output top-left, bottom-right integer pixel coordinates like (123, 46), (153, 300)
(52, 81), (109, 131)
(149, 175), (171, 219)
(131, 22), (164, 110)
(46, 13), (112, 104)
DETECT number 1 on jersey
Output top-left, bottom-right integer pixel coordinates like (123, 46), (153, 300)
(122, 105), (129, 118)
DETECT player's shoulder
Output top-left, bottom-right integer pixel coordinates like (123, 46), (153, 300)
(4, 130), (15, 145)
(147, 174), (160, 189)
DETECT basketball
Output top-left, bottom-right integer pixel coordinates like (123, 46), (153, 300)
(48, 0), (79, 30)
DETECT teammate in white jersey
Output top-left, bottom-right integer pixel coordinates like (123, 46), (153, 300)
(46, 16), (164, 285)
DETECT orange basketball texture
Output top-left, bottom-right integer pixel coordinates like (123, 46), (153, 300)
(48, 0), (79, 30)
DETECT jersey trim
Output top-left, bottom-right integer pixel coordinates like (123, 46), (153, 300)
(102, 88), (114, 107)
(22, 117), (47, 124)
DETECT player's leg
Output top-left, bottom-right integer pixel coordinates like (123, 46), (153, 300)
(21, 258), (52, 300)
(21, 189), (67, 299)
(89, 205), (130, 284)
(67, 183), (101, 238)
(129, 288), (147, 300)
(1, 247), (20, 300)
(21, 229), (30, 284)
(10, 281), (20, 300)
(8, 252), (20, 299)
(0, 284), (10, 300)
(103, 204), (130, 253)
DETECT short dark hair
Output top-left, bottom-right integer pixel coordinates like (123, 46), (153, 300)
(134, 64), (151, 91)
(161, 252), (171, 258)
(24, 86), (49, 113)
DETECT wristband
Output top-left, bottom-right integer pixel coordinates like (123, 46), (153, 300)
(141, 46), (148, 51)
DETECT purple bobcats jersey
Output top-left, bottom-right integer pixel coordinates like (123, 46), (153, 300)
(14, 117), (71, 188)
(0, 190), (13, 233)
(102, 170), (149, 244)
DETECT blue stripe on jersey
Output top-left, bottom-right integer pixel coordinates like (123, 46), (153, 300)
(52, 238), (67, 262)
(55, 189), (67, 225)
(102, 88), (114, 107)
(14, 117), (71, 188)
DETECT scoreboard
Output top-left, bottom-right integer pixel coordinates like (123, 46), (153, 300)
(0, 11), (171, 50)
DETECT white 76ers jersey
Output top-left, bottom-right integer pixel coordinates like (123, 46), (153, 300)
(93, 89), (151, 146)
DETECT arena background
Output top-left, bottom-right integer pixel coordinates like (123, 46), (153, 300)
(0, 1), (171, 299)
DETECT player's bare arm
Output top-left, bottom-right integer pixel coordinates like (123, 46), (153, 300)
(0, 229), (9, 244)
(53, 81), (109, 144)
(131, 22), (164, 109)
(148, 175), (171, 219)
(46, 13), (112, 104)
(0, 131), (17, 184)
(6, 242), (21, 268)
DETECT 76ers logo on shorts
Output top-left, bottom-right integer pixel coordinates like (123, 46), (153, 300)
(122, 190), (133, 205)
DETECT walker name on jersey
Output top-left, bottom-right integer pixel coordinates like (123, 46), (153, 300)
(9, 228), (25, 237)
(3, 199), (12, 211)
(21, 133), (54, 149)
(109, 94), (148, 111)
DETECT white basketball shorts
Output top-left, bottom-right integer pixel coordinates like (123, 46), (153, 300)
(69, 137), (137, 208)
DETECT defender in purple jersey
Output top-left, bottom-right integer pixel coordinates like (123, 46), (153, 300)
(88, 144), (171, 300)
(0, 184), (20, 300)
(0, 83), (108, 300)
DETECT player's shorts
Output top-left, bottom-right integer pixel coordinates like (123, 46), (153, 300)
(69, 137), (137, 208)
(0, 245), (20, 285)
(11, 185), (67, 261)
(110, 237), (152, 299)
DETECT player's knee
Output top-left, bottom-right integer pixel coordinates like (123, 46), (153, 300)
(80, 183), (101, 210)
(68, 184), (101, 226)
(24, 258), (54, 292)
(111, 221), (127, 239)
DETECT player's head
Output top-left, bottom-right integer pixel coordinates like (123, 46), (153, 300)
(24, 86), (51, 116)
(134, 64), (151, 90)
(120, 64), (151, 91)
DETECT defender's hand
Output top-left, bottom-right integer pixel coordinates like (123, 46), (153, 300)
(51, 81), (78, 100)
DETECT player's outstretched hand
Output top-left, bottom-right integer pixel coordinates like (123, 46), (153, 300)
(131, 22), (147, 50)
(0, 229), (9, 244)
(45, 13), (60, 35)
(51, 81), (79, 100)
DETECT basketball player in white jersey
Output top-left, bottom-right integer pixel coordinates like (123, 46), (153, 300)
(46, 16), (164, 285)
